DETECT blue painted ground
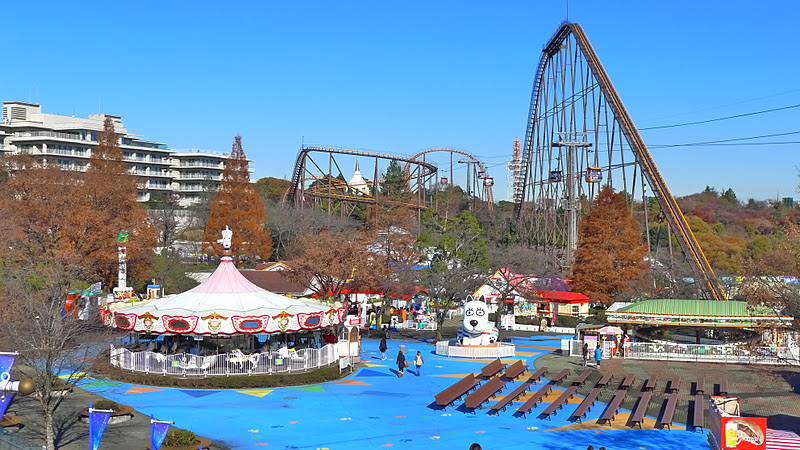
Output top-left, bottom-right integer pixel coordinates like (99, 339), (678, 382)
(77, 335), (710, 449)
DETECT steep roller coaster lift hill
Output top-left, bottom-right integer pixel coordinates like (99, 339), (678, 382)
(515, 22), (727, 302)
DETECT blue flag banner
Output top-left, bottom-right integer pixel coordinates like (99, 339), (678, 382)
(0, 393), (14, 416)
(0, 355), (16, 379)
(88, 402), (112, 450)
(150, 415), (172, 450)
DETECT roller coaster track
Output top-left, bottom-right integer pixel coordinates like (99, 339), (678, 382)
(406, 147), (494, 210)
(286, 145), (437, 208)
(516, 22), (726, 301)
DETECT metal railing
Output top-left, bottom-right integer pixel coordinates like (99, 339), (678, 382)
(110, 342), (342, 376)
(434, 340), (516, 358)
(563, 339), (799, 365)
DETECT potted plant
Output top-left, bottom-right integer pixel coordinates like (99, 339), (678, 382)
(78, 399), (135, 424)
(150, 428), (212, 450)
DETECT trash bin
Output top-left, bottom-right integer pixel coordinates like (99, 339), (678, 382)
(400, 344), (407, 354)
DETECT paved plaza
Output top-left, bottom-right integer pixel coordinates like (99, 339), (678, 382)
(5, 332), (800, 449)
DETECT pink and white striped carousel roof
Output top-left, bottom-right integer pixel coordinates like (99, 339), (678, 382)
(107, 257), (342, 334)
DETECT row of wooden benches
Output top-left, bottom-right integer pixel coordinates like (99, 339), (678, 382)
(434, 359), (724, 429)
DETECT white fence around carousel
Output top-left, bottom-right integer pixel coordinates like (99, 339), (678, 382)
(435, 340), (516, 359)
(565, 340), (800, 366)
(110, 342), (344, 377)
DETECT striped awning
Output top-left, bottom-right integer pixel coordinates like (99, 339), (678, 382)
(767, 428), (800, 449)
(612, 299), (785, 318)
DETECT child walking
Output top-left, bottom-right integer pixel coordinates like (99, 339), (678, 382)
(414, 351), (424, 376)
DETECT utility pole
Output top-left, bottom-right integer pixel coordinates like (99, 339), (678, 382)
(551, 132), (592, 268)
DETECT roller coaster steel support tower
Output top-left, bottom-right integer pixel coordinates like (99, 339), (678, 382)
(285, 145), (438, 214)
(514, 22), (727, 301)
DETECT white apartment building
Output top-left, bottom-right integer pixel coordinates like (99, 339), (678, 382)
(0, 101), (237, 206)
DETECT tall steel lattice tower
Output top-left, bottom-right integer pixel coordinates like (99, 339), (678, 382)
(507, 137), (525, 203)
(514, 22), (726, 301)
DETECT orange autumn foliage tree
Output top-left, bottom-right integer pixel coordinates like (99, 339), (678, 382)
(81, 117), (157, 285)
(204, 135), (272, 264)
(570, 184), (649, 306)
(0, 117), (156, 287)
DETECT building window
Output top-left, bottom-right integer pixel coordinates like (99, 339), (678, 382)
(572, 305), (580, 316)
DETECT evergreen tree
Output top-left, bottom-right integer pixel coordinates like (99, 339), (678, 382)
(204, 135), (272, 264)
(570, 185), (649, 305)
(380, 160), (408, 198)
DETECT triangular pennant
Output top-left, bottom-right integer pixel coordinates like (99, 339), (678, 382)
(290, 385), (325, 393)
(150, 416), (171, 450)
(88, 403), (111, 450)
(237, 389), (274, 398)
(180, 390), (220, 398)
(125, 386), (165, 395)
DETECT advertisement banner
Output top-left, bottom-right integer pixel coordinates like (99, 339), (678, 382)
(150, 416), (172, 450)
(88, 402), (112, 450)
(583, 335), (598, 351)
(719, 416), (767, 449)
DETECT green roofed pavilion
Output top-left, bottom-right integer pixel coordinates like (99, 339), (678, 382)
(607, 298), (793, 328)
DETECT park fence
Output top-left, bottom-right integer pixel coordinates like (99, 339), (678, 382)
(564, 339), (799, 366)
(434, 340), (516, 359)
(110, 342), (341, 377)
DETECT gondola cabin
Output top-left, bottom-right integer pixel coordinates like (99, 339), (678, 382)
(549, 170), (563, 182)
(483, 177), (494, 187)
(440, 176), (448, 184)
(585, 167), (602, 183)
(477, 170), (486, 179)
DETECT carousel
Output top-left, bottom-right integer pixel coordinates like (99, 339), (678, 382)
(103, 228), (349, 376)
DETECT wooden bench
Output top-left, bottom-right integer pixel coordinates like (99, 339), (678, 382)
(434, 373), (479, 409)
(516, 383), (552, 418)
(620, 374), (636, 390)
(692, 394), (705, 431)
(694, 378), (705, 395)
(599, 390), (627, 425)
(630, 391), (653, 428)
(464, 377), (507, 410)
(572, 369), (592, 386)
(541, 386), (578, 419)
(658, 392), (679, 430)
(595, 372), (613, 388)
(527, 367), (548, 383)
(502, 360), (528, 381)
(549, 368), (571, 385)
(643, 376), (658, 392)
(666, 379), (680, 394)
(718, 379), (729, 396)
(489, 380), (533, 414)
(480, 358), (506, 378)
(570, 387), (602, 422)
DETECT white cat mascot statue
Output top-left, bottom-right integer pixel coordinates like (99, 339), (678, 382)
(458, 295), (499, 345)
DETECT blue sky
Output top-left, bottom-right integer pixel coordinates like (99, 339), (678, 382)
(3, 1), (799, 202)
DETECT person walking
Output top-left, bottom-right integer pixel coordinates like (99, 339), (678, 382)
(414, 350), (424, 376)
(379, 336), (388, 360)
(582, 342), (589, 367)
(594, 346), (603, 368)
(396, 350), (406, 377)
